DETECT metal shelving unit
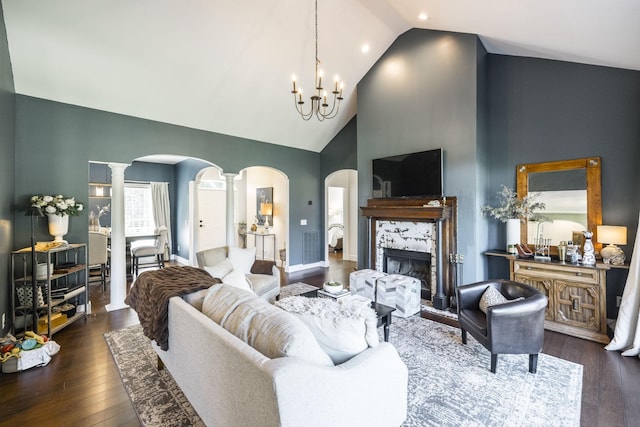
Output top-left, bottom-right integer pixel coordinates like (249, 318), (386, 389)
(11, 243), (88, 337)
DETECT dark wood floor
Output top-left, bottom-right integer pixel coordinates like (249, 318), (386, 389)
(1, 253), (638, 426)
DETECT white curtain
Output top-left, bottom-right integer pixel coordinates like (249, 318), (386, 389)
(605, 210), (640, 358)
(151, 182), (172, 255)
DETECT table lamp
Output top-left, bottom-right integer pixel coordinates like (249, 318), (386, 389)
(260, 202), (273, 230)
(597, 225), (627, 265)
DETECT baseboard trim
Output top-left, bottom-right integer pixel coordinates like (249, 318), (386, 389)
(287, 261), (325, 273)
(172, 254), (191, 266)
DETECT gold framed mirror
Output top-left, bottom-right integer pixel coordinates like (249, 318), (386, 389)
(516, 157), (602, 255)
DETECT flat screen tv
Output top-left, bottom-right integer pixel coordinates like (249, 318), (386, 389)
(372, 148), (443, 198)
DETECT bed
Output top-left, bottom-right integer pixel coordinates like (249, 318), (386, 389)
(328, 223), (344, 252)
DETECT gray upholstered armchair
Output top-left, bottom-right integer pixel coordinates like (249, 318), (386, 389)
(456, 280), (548, 374)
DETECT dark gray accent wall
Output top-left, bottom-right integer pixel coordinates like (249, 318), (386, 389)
(486, 54), (640, 315)
(320, 115), (357, 249)
(0, 3), (15, 336)
(357, 29), (487, 282)
(13, 96), (322, 268)
(320, 116), (357, 178)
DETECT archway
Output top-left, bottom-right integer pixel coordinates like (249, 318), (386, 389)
(238, 166), (289, 268)
(325, 169), (358, 264)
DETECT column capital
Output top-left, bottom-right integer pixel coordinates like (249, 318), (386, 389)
(108, 162), (130, 171)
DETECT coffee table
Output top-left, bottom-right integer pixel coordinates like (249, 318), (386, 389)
(299, 289), (395, 342)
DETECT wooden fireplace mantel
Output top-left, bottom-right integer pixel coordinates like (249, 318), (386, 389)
(361, 197), (457, 310)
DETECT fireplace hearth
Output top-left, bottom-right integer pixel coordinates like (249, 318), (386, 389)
(383, 248), (432, 300)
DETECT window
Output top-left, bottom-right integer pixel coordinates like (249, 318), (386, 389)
(125, 183), (155, 235)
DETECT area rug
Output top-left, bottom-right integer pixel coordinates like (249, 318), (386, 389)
(105, 284), (583, 427)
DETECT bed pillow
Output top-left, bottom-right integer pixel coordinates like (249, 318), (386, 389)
(228, 246), (256, 274)
(275, 296), (379, 364)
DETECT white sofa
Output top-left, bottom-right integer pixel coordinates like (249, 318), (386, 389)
(196, 245), (280, 301)
(153, 285), (408, 427)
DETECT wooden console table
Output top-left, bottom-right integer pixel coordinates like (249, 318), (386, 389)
(487, 251), (610, 343)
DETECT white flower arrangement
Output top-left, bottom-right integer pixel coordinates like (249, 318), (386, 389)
(481, 185), (547, 223)
(31, 194), (84, 216)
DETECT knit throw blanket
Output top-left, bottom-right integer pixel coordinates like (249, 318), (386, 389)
(125, 266), (221, 350)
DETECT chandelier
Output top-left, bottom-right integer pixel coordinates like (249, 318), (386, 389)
(291, 0), (344, 121)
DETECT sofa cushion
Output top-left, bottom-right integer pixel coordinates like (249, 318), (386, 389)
(275, 296), (379, 364)
(203, 258), (234, 279)
(250, 260), (275, 275)
(202, 284), (257, 326)
(228, 246), (256, 274)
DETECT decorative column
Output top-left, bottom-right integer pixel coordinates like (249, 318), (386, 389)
(106, 162), (130, 312)
(223, 173), (237, 246)
(432, 217), (449, 310)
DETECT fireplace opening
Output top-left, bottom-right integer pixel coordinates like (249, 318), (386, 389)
(382, 248), (432, 300)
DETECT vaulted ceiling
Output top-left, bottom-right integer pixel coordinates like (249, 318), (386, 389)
(3, 0), (639, 152)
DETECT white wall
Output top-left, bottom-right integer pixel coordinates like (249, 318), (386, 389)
(243, 167), (288, 262)
(326, 169), (358, 262)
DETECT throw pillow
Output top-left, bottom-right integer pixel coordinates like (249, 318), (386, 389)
(202, 284), (257, 326)
(203, 258), (234, 279)
(223, 269), (254, 292)
(250, 260), (275, 275)
(479, 286), (524, 314)
(228, 246), (256, 274)
(182, 287), (218, 311)
(275, 296), (379, 364)
(222, 296), (333, 366)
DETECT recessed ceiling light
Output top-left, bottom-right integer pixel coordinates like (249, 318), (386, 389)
(419, 13), (428, 21)
(361, 43), (370, 54)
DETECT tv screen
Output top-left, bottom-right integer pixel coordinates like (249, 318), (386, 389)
(372, 149), (443, 198)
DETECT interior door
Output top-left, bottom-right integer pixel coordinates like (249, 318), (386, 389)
(195, 186), (226, 253)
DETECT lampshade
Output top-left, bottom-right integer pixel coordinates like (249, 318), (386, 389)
(260, 203), (273, 216)
(597, 225), (627, 245)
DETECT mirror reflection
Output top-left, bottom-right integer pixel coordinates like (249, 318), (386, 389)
(527, 169), (587, 246)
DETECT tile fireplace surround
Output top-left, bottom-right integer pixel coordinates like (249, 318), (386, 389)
(361, 197), (457, 310)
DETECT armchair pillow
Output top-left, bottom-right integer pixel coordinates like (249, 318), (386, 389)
(203, 258), (234, 279)
(251, 260), (276, 275)
(479, 285), (524, 314)
(228, 246), (256, 274)
(222, 269), (254, 292)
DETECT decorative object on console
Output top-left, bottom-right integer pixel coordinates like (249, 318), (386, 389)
(256, 187), (273, 227)
(534, 237), (552, 261)
(581, 231), (596, 266)
(290, 0), (344, 121)
(558, 241), (568, 262)
(260, 202), (273, 230)
(481, 185), (547, 252)
(597, 225), (627, 265)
